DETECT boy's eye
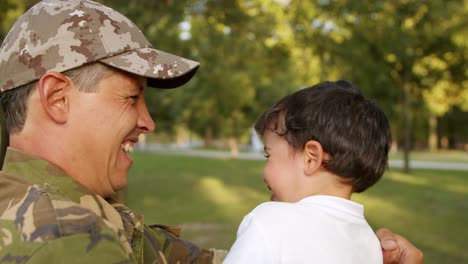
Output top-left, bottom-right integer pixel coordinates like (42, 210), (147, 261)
(264, 154), (270, 159)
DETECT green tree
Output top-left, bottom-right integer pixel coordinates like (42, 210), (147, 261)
(290, 0), (467, 171)
(111, 0), (301, 151)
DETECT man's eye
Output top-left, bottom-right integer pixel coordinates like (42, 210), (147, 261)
(130, 95), (139, 103)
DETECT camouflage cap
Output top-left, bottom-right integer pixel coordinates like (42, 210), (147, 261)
(0, 0), (199, 92)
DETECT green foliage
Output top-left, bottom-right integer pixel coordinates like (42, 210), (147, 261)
(98, 0), (303, 140)
(1, 0), (466, 148)
(0, 0), (38, 39)
(286, 0), (467, 150)
(127, 152), (468, 263)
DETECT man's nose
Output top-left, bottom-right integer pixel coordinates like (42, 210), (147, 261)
(137, 101), (156, 133)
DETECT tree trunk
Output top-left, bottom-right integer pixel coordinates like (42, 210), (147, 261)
(441, 136), (449, 150)
(403, 82), (412, 173)
(204, 127), (213, 147)
(428, 115), (438, 152)
(229, 138), (239, 159)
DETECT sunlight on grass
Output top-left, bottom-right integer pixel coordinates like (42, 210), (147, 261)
(385, 171), (429, 186)
(354, 195), (396, 213)
(195, 176), (267, 219)
(445, 183), (468, 194)
(382, 170), (467, 195)
(197, 177), (243, 204)
(353, 194), (408, 225)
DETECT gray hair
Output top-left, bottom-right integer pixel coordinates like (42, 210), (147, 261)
(0, 63), (114, 134)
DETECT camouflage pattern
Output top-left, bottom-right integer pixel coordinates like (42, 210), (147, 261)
(0, 0), (199, 91)
(0, 148), (223, 263)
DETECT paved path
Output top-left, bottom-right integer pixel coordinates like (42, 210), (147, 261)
(139, 147), (468, 171)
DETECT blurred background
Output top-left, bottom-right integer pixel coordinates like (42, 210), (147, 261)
(1, 0), (467, 263)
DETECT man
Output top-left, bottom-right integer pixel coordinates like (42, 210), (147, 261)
(0, 0), (422, 263)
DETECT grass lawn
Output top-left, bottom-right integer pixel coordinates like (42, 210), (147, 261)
(127, 152), (467, 264)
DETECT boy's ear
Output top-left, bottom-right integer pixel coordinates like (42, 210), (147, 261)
(38, 72), (71, 124)
(303, 140), (325, 176)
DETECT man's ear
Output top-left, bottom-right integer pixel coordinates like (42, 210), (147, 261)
(303, 140), (325, 176)
(38, 72), (71, 124)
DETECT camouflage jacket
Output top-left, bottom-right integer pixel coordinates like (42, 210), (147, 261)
(0, 148), (224, 264)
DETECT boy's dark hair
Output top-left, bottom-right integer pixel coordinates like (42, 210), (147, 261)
(255, 80), (391, 193)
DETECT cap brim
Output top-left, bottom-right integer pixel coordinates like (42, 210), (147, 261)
(100, 48), (199, 89)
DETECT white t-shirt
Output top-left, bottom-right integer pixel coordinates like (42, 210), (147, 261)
(223, 195), (382, 264)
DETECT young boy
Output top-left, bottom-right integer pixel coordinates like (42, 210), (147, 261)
(223, 80), (391, 263)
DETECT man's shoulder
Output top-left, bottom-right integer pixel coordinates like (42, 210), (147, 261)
(0, 174), (109, 243)
(0, 173), (133, 262)
(0, 209), (129, 263)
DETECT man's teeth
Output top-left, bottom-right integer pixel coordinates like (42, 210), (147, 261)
(122, 143), (134, 153)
